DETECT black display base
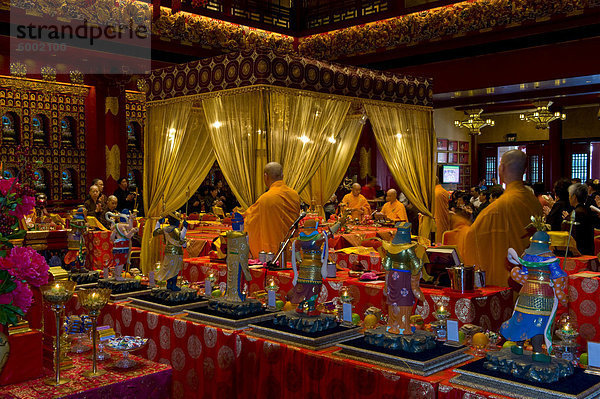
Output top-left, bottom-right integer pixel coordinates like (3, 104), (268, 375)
(184, 302), (279, 330)
(98, 278), (141, 293)
(452, 357), (600, 399)
(272, 311), (338, 333)
(484, 347), (574, 383)
(128, 289), (207, 315)
(364, 327), (437, 353)
(247, 316), (362, 350)
(208, 298), (263, 317)
(69, 271), (99, 285)
(334, 335), (471, 376)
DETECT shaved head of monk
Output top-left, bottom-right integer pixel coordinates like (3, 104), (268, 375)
(386, 189), (397, 202)
(263, 162), (284, 188)
(351, 183), (361, 196)
(499, 149), (527, 185)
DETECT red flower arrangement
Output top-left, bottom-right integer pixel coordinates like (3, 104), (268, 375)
(0, 146), (48, 326)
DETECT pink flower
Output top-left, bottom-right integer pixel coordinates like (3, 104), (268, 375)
(2, 247), (49, 287)
(0, 281), (32, 314)
(0, 178), (15, 196)
(9, 281), (33, 313)
(10, 194), (35, 219)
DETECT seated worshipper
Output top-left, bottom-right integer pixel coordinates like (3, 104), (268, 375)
(84, 185), (104, 221)
(361, 176), (378, 200)
(489, 186), (503, 203)
(244, 162), (301, 258)
(470, 187), (481, 208)
(567, 183), (598, 255)
(434, 177), (451, 244)
(473, 191), (490, 219)
(323, 194), (338, 220)
(341, 183), (371, 220)
(377, 189), (408, 222)
(585, 179), (600, 208)
(101, 195), (119, 229)
(204, 186), (224, 214)
(545, 178), (572, 231)
(114, 176), (136, 212)
(91, 178), (107, 210)
(462, 150), (543, 287)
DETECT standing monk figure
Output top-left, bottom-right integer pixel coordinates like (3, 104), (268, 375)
(244, 162), (300, 258)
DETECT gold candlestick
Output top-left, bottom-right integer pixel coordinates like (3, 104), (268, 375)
(40, 280), (76, 386)
(78, 288), (111, 378)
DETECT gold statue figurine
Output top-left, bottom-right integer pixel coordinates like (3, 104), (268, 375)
(153, 214), (188, 291)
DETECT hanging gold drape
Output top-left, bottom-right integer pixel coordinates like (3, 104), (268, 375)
(300, 115), (364, 205)
(203, 89), (268, 209)
(141, 101), (216, 274)
(268, 88), (351, 195)
(365, 102), (436, 238)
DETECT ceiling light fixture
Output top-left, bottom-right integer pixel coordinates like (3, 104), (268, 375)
(519, 101), (565, 130)
(454, 109), (495, 135)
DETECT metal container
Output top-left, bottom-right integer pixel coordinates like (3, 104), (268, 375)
(327, 262), (336, 278)
(475, 270), (486, 288)
(266, 252), (274, 262)
(259, 251), (267, 263)
(446, 265), (475, 293)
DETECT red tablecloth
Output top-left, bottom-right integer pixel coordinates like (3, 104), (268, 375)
(181, 257), (512, 328)
(565, 271), (600, 345)
(66, 300), (473, 399)
(330, 251), (382, 271)
(438, 378), (512, 399)
(0, 352), (171, 399)
(560, 255), (599, 275)
(84, 230), (113, 269)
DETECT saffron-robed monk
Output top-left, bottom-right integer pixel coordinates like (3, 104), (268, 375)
(341, 183), (371, 220)
(378, 189), (408, 222)
(244, 162), (301, 258)
(461, 150), (543, 287)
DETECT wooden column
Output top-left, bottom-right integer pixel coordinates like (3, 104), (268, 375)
(548, 108), (563, 190)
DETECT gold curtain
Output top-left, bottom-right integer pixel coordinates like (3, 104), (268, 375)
(365, 102), (436, 238)
(268, 89), (351, 195)
(300, 115), (364, 205)
(141, 101), (216, 274)
(203, 89), (268, 209)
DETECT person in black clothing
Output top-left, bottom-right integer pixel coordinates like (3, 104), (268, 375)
(114, 176), (136, 212)
(585, 179), (600, 208)
(546, 178), (572, 231)
(568, 183), (598, 255)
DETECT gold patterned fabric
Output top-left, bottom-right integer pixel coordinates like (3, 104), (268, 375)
(365, 103), (435, 238)
(300, 116), (364, 206)
(268, 88), (351, 195)
(141, 102), (216, 274)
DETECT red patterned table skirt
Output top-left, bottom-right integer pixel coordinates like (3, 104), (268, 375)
(84, 230), (113, 269)
(66, 301), (470, 399)
(560, 255), (599, 275)
(330, 251), (383, 271)
(0, 352), (171, 399)
(565, 271), (600, 345)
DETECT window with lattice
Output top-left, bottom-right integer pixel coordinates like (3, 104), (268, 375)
(571, 153), (589, 181)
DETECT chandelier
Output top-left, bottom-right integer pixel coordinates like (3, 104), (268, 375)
(454, 109), (495, 135)
(519, 101), (565, 129)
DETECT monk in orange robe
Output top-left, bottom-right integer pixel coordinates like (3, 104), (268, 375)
(379, 189), (408, 222)
(341, 183), (371, 220)
(244, 162), (301, 258)
(462, 150), (543, 287)
(434, 179), (451, 244)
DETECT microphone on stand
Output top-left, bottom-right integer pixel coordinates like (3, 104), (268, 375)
(266, 212), (307, 271)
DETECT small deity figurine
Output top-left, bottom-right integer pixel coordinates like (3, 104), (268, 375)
(153, 214), (188, 291)
(65, 207), (88, 272)
(107, 209), (138, 271)
(31, 115), (46, 145)
(500, 217), (568, 363)
(289, 219), (329, 316)
(380, 222), (425, 335)
(2, 114), (16, 143)
(223, 229), (251, 302)
(60, 118), (73, 145)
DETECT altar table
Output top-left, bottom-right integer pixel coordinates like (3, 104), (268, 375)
(565, 271), (600, 345)
(84, 230), (113, 269)
(181, 257), (512, 330)
(65, 301), (470, 399)
(0, 352), (171, 399)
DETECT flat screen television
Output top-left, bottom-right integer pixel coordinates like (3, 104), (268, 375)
(442, 165), (460, 184)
